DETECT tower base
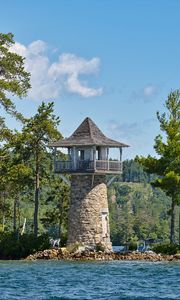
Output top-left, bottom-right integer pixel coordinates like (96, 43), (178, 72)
(67, 175), (112, 251)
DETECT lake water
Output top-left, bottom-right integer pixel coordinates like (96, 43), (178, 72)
(0, 260), (180, 300)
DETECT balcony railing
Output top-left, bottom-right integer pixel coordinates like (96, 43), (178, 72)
(54, 159), (122, 173)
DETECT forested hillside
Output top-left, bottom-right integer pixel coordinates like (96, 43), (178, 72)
(108, 160), (179, 245)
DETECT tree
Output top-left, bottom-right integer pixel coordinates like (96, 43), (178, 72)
(7, 163), (32, 236)
(122, 160), (148, 183)
(41, 176), (70, 243)
(137, 90), (180, 243)
(0, 133), (33, 235)
(0, 33), (30, 120)
(21, 102), (62, 237)
(0, 33), (31, 196)
(108, 180), (171, 245)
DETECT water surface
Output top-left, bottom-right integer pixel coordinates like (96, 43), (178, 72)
(0, 260), (179, 299)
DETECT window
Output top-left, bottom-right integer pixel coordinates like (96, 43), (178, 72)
(96, 147), (101, 160)
(78, 150), (84, 160)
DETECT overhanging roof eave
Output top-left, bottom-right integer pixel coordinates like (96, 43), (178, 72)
(49, 141), (129, 148)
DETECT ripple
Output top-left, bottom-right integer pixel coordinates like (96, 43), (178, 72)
(0, 260), (179, 300)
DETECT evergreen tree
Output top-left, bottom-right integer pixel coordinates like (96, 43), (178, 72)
(41, 175), (70, 243)
(0, 33), (30, 120)
(137, 90), (180, 243)
(0, 32), (31, 208)
(0, 133), (33, 234)
(20, 102), (62, 237)
(108, 181), (171, 245)
(122, 160), (149, 183)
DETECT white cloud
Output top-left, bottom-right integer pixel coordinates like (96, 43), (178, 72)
(143, 85), (157, 97)
(28, 40), (47, 55)
(131, 84), (159, 102)
(10, 40), (103, 100)
(49, 53), (102, 97)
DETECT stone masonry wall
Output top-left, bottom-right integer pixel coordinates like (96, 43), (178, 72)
(67, 175), (112, 250)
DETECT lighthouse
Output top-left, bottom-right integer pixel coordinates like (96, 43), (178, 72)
(50, 117), (128, 250)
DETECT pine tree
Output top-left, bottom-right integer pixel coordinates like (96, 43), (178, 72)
(0, 33), (30, 120)
(20, 102), (62, 237)
(137, 90), (180, 243)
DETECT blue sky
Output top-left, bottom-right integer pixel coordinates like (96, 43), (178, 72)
(1, 0), (180, 159)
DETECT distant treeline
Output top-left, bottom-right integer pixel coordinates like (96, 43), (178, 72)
(108, 160), (179, 245)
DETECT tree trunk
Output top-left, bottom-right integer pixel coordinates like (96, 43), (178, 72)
(2, 192), (5, 232)
(17, 198), (20, 241)
(179, 209), (180, 246)
(2, 216), (5, 232)
(34, 154), (40, 238)
(21, 218), (26, 235)
(13, 197), (17, 234)
(170, 199), (175, 244)
(58, 195), (63, 239)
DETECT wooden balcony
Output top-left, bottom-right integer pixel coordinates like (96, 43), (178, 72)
(54, 159), (122, 174)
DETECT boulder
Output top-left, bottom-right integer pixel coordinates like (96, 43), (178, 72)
(25, 248), (180, 262)
(173, 254), (180, 259)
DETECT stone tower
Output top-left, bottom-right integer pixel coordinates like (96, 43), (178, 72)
(50, 117), (128, 250)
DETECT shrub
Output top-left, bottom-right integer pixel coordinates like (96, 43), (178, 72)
(96, 242), (106, 252)
(0, 233), (50, 259)
(129, 241), (137, 251)
(60, 231), (68, 247)
(66, 241), (82, 253)
(153, 243), (179, 255)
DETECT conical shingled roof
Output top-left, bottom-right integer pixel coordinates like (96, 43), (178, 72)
(50, 117), (129, 148)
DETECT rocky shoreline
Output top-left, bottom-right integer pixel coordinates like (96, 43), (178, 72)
(25, 248), (180, 262)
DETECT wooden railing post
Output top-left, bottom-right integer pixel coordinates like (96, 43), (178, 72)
(72, 146), (76, 170)
(119, 147), (122, 172)
(93, 146), (96, 171)
(107, 148), (109, 170)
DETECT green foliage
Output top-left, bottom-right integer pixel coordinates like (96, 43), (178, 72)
(122, 159), (149, 183)
(22, 101), (62, 150)
(41, 175), (70, 240)
(115, 185), (132, 205)
(60, 231), (68, 247)
(0, 118), (13, 142)
(0, 32), (31, 235)
(0, 33), (30, 119)
(153, 171), (180, 202)
(0, 100), (65, 241)
(95, 242), (106, 252)
(67, 241), (81, 253)
(137, 90), (180, 243)
(153, 243), (179, 255)
(129, 241), (137, 251)
(108, 181), (172, 245)
(18, 102), (62, 237)
(0, 233), (50, 259)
